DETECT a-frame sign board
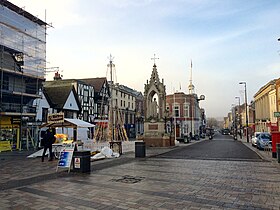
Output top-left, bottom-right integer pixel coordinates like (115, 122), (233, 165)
(56, 143), (75, 173)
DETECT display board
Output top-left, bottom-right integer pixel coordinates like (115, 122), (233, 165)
(0, 140), (12, 152)
(56, 143), (75, 173)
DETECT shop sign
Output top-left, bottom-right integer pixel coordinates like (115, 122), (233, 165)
(47, 113), (64, 124)
(11, 118), (21, 124)
(274, 112), (280, 117)
(0, 141), (12, 152)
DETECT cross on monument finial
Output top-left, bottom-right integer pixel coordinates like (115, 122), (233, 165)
(151, 53), (159, 65)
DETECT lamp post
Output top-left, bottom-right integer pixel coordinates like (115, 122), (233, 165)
(231, 104), (236, 136)
(239, 82), (249, 143)
(197, 95), (205, 138)
(136, 112), (141, 135)
(235, 96), (242, 139)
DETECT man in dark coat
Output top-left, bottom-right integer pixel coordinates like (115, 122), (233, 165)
(41, 128), (55, 162)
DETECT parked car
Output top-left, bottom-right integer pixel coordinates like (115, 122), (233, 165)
(222, 129), (230, 135)
(256, 132), (271, 150)
(251, 132), (261, 147)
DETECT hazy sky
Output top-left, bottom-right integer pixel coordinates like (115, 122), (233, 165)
(10, 0), (280, 118)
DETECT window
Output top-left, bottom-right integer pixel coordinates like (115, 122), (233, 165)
(115, 90), (118, 96)
(184, 103), (189, 117)
(83, 111), (88, 121)
(42, 108), (48, 122)
(64, 111), (74, 118)
(174, 105), (179, 117)
(124, 101), (126, 107)
(121, 100), (123, 107)
(84, 90), (89, 103)
(128, 102), (130, 108)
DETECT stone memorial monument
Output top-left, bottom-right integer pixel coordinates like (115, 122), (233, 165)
(143, 55), (175, 147)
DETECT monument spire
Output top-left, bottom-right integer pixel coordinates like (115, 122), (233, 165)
(149, 54), (160, 86)
(151, 53), (159, 66)
(188, 59), (195, 94)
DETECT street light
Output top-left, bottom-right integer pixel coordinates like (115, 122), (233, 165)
(239, 82), (249, 143)
(235, 96), (242, 139)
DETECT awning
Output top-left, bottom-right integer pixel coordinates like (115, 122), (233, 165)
(65, 118), (95, 128)
(40, 118), (95, 128)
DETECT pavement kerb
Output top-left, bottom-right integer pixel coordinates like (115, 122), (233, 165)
(236, 136), (280, 166)
(90, 138), (207, 168)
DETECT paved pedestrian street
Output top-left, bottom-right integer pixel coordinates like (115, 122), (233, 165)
(1, 145), (280, 210)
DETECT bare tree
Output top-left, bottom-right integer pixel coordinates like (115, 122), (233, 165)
(207, 118), (219, 128)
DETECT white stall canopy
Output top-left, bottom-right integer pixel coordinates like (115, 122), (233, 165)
(40, 118), (95, 128)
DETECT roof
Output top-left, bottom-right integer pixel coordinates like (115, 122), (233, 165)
(44, 79), (87, 87)
(40, 118), (95, 128)
(80, 77), (107, 93)
(65, 118), (95, 128)
(43, 85), (80, 110)
(1, 0), (47, 26)
(254, 79), (277, 98)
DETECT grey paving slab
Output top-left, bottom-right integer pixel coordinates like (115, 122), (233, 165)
(1, 139), (280, 209)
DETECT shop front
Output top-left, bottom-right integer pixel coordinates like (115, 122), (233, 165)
(0, 116), (20, 152)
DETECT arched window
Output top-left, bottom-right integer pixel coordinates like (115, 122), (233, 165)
(174, 104), (180, 117)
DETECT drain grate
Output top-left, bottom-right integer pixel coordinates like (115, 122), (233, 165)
(111, 175), (145, 184)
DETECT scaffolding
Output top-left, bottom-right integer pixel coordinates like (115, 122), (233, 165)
(94, 57), (129, 142)
(0, 1), (47, 151)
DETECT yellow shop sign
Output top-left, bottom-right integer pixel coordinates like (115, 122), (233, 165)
(0, 140), (12, 152)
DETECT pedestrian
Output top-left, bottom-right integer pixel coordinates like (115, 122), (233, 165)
(41, 128), (56, 162)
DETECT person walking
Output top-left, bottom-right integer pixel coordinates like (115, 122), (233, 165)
(41, 128), (55, 162)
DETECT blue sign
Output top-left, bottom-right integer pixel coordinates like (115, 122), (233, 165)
(56, 144), (75, 172)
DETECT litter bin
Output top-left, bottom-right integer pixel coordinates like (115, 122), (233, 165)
(184, 135), (189, 144)
(135, 142), (146, 158)
(72, 151), (91, 173)
(277, 144), (280, 163)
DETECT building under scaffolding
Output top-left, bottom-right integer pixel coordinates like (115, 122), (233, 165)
(0, 0), (47, 151)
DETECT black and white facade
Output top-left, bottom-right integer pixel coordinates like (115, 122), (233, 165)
(45, 79), (95, 123)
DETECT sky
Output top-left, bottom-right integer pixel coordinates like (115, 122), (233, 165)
(10, 0), (280, 119)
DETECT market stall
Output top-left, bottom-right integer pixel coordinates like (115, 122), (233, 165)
(40, 118), (95, 148)
(28, 118), (95, 158)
